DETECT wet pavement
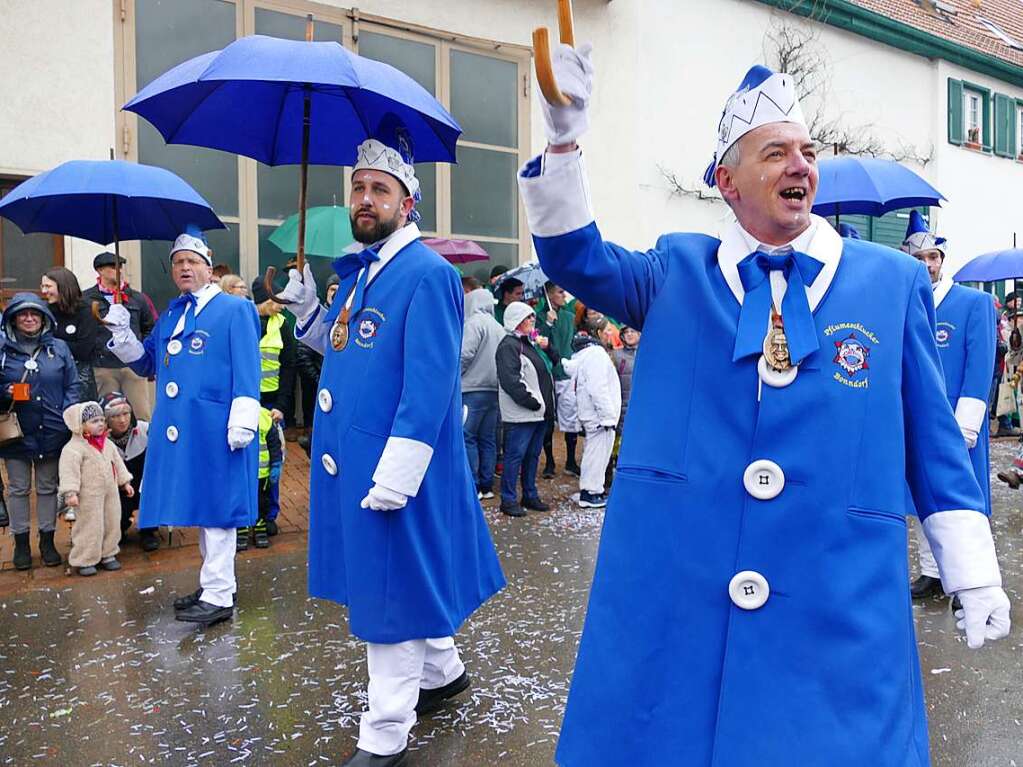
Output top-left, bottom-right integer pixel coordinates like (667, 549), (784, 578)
(2, 441), (1023, 766)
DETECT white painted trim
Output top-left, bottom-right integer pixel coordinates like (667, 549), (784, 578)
(955, 396), (988, 441)
(106, 334), (145, 364)
(923, 510), (1002, 593)
(933, 276), (954, 308)
(517, 149), (595, 238)
(373, 436), (435, 497)
(228, 395), (260, 433)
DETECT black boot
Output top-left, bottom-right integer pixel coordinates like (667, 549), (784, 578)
(12, 532), (31, 570)
(0, 496), (8, 528)
(910, 575), (943, 599)
(38, 530), (61, 567)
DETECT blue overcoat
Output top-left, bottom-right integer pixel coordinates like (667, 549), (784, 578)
(126, 288), (260, 529)
(520, 152), (987, 767)
(298, 224), (505, 644)
(933, 279), (997, 514)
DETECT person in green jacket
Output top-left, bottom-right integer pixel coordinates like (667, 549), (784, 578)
(535, 282), (581, 476)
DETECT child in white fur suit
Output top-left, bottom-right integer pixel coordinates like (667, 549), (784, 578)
(59, 401), (134, 576)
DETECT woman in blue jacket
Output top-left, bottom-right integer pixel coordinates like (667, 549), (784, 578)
(0, 293), (80, 569)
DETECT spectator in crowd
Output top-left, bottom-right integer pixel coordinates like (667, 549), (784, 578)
(40, 267), (99, 401)
(212, 264), (231, 283)
(219, 274), (248, 297)
(536, 281), (577, 477)
(1, 293), (79, 570)
(494, 276), (524, 327)
(461, 275), (483, 293)
(58, 401), (133, 576)
(496, 301), (558, 517)
(612, 324), (640, 425)
(84, 251), (158, 420)
(563, 333), (621, 508)
(238, 406), (283, 550)
(296, 275), (338, 459)
(489, 264), (509, 293)
(461, 287), (504, 500)
(101, 390), (157, 551)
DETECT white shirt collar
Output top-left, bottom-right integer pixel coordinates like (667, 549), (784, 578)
(933, 274), (954, 308)
(340, 222), (422, 308)
(716, 213), (843, 312)
(170, 282), (221, 339)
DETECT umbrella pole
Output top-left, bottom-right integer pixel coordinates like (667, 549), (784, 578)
(112, 197), (122, 306)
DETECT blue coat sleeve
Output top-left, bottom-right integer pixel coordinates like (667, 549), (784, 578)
(960, 292), (997, 402)
(127, 327), (159, 379)
(903, 266), (985, 520)
(371, 265), (463, 497)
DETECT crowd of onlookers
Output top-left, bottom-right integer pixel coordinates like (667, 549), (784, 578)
(461, 266), (639, 518)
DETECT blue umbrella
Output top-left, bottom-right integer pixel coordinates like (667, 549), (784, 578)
(124, 25), (462, 297)
(812, 157), (945, 218)
(953, 249), (1023, 282)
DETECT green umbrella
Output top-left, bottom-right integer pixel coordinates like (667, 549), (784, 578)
(268, 205), (354, 257)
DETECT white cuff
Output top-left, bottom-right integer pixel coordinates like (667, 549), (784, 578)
(228, 396), (260, 433)
(954, 396), (988, 438)
(518, 150), (595, 237)
(923, 510), (1002, 594)
(372, 436), (434, 497)
(106, 334), (145, 364)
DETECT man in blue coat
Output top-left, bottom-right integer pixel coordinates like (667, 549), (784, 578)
(281, 138), (505, 767)
(105, 229), (260, 627)
(520, 43), (1011, 767)
(902, 212), (997, 599)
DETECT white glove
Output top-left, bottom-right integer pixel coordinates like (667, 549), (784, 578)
(227, 426), (255, 451)
(541, 42), (594, 145)
(360, 484), (408, 511)
(103, 303), (134, 341)
(960, 427), (978, 449)
(954, 585), (1010, 649)
(277, 264), (320, 324)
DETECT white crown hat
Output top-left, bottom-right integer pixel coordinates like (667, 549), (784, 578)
(902, 210), (947, 257)
(352, 138), (420, 199)
(704, 65), (807, 187)
(169, 225), (211, 265)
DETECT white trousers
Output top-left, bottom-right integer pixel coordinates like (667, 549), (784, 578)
(580, 426), (616, 494)
(358, 637), (464, 756)
(910, 515), (939, 579)
(198, 527), (237, 608)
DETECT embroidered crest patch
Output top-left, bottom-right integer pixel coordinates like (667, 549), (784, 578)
(354, 307), (386, 349)
(834, 333), (870, 376)
(935, 321), (954, 349)
(188, 332), (209, 355)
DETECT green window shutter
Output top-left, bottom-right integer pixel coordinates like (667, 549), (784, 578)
(994, 93), (1010, 157)
(948, 79), (964, 145)
(1013, 102), (1021, 159)
(982, 90), (993, 151)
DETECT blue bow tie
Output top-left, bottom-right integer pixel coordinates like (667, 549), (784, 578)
(323, 248), (381, 326)
(733, 250), (823, 366)
(164, 292), (198, 341)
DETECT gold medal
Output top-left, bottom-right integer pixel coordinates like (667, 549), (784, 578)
(331, 309), (350, 351)
(762, 306), (792, 373)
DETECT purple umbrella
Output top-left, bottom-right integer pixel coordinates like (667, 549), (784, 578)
(422, 238), (489, 264)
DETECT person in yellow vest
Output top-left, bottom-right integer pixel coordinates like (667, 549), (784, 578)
(239, 406), (283, 550)
(249, 277), (296, 536)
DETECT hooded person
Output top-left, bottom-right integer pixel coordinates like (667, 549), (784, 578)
(58, 400), (134, 576)
(103, 225), (261, 627)
(519, 46), (1009, 767)
(901, 211), (997, 601)
(461, 287), (504, 498)
(0, 293), (80, 570)
(276, 138), (505, 767)
(100, 390), (157, 551)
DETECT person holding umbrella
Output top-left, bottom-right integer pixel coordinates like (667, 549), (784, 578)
(519, 44), (1009, 766)
(103, 228), (261, 627)
(901, 212), (997, 601)
(279, 138), (504, 767)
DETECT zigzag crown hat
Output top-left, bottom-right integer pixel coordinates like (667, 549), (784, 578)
(704, 65), (806, 187)
(902, 210), (946, 256)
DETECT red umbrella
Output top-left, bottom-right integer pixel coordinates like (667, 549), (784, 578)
(422, 237), (489, 264)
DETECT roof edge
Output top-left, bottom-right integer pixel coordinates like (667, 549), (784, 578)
(752, 0), (1023, 89)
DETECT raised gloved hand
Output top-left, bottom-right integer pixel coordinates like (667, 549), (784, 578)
(954, 585), (1010, 648)
(360, 483), (408, 511)
(541, 42), (594, 146)
(276, 264), (320, 323)
(227, 426), (255, 451)
(103, 303), (135, 342)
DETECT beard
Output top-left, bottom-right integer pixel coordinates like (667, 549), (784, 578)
(351, 206), (403, 245)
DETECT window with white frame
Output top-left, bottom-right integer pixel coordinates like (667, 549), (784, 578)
(1018, 104), (1023, 158)
(965, 90), (982, 143)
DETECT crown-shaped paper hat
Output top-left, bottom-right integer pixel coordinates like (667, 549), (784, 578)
(902, 210), (946, 256)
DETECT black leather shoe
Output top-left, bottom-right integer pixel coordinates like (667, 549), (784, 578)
(175, 600), (233, 626)
(910, 575), (944, 599)
(173, 588), (203, 611)
(341, 748), (408, 767)
(542, 463), (556, 479)
(522, 496), (550, 512)
(564, 463), (581, 477)
(500, 502), (526, 517)
(140, 528), (160, 552)
(416, 670), (470, 716)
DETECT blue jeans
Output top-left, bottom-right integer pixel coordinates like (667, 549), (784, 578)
(501, 420), (545, 504)
(463, 391), (499, 491)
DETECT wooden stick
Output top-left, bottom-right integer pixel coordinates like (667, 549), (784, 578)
(533, 0), (575, 107)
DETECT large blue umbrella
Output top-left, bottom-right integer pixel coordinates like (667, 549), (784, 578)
(953, 249), (1023, 282)
(812, 157), (945, 218)
(124, 27), (462, 297)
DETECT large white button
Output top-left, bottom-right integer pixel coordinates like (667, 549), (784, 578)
(165, 382), (179, 398)
(758, 355), (798, 388)
(318, 388), (333, 413)
(729, 570), (769, 610)
(166, 425), (179, 442)
(65, 324), (76, 335)
(321, 453), (337, 476)
(167, 339), (183, 355)
(743, 459), (784, 500)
